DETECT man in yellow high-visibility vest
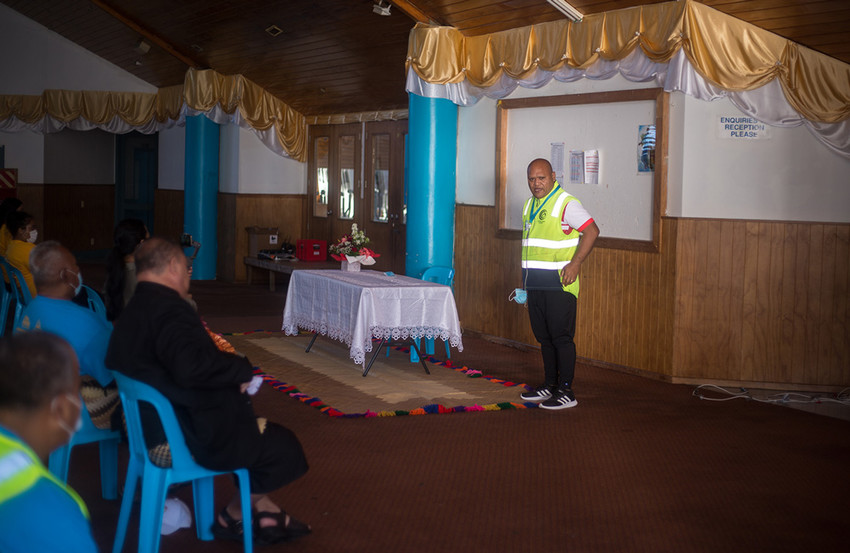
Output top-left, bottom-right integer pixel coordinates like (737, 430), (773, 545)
(519, 159), (599, 410)
(0, 332), (98, 552)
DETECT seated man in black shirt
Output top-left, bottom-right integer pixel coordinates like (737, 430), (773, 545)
(106, 237), (309, 545)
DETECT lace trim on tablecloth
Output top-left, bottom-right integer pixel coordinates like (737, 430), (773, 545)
(284, 318), (463, 365)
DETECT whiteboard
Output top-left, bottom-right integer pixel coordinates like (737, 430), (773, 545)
(498, 89), (666, 250)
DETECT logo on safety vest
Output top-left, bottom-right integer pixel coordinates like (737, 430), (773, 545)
(538, 209), (547, 222)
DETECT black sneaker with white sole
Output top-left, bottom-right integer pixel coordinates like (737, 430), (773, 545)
(540, 388), (578, 410)
(520, 385), (554, 402)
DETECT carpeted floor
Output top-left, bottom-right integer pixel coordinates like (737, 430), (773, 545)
(70, 267), (850, 553)
(225, 331), (535, 417)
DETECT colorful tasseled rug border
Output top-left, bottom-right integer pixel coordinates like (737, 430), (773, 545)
(221, 330), (539, 419)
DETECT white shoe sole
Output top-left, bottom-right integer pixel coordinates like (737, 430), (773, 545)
(539, 398), (578, 410)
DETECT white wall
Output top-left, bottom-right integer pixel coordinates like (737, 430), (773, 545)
(164, 124), (306, 194)
(677, 94), (850, 223)
(218, 125), (306, 194)
(158, 126), (186, 190)
(0, 3), (156, 184)
(456, 74), (850, 223)
(0, 4), (156, 95)
(0, 130), (43, 183)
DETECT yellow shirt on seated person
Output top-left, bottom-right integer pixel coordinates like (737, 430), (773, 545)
(0, 224), (12, 256)
(5, 239), (36, 297)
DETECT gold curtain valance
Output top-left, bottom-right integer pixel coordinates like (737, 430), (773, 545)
(406, 0), (850, 123)
(0, 88), (182, 126)
(0, 70), (307, 161)
(183, 69), (307, 161)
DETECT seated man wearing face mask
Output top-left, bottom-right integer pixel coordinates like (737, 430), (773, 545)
(0, 331), (99, 553)
(15, 241), (120, 431)
(4, 210), (39, 297)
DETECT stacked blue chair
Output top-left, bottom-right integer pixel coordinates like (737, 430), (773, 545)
(80, 284), (107, 319)
(0, 258), (32, 329)
(411, 266), (455, 363)
(112, 371), (254, 553)
(0, 272), (10, 336)
(48, 400), (121, 500)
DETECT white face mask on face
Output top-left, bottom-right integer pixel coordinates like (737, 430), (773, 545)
(67, 270), (83, 296)
(26, 229), (38, 243)
(53, 393), (84, 439)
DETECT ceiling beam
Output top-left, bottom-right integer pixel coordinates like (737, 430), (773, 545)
(389, 0), (442, 25)
(89, 0), (204, 69)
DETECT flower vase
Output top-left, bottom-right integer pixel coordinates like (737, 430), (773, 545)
(341, 260), (361, 272)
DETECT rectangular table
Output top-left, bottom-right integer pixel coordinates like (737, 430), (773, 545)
(282, 270), (463, 375)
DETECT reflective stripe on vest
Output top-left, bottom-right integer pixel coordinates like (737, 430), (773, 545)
(0, 432), (89, 519)
(522, 185), (581, 296)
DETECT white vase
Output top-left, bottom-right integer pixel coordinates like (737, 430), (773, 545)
(341, 260), (361, 272)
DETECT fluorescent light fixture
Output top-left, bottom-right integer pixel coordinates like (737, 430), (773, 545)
(373, 1), (391, 16)
(546, 0), (583, 22)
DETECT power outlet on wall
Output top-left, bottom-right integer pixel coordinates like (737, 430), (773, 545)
(90, 238), (94, 246)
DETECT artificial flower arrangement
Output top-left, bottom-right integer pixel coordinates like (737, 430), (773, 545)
(329, 223), (380, 265)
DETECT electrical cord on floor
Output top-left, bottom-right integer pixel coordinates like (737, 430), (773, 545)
(693, 385), (850, 407)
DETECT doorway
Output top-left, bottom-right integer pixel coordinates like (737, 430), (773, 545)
(308, 120), (408, 273)
(115, 132), (157, 234)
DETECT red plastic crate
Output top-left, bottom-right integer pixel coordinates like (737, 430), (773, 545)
(296, 239), (327, 261)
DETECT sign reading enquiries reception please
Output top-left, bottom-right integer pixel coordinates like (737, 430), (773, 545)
(717, 116), (771, 140)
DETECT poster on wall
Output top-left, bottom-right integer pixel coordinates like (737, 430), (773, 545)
(584, 149), (599, 185)
(550, 142), (565, 182)
(637, 125), (655, 173)
(569, 150), (584, 184)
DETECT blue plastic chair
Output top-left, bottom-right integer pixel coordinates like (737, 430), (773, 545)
(0, 258), (32, 329)
(411, 266), (455, 362)
(79, 284), (107, 318)
(48, 399), (121, 500)
(0, 279), (10, 336)
(112, 372), (253, 553)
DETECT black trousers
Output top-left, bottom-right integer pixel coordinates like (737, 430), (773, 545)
(527, 289), (577, 390)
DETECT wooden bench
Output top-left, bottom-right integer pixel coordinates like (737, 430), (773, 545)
(243, 256), (338, 291)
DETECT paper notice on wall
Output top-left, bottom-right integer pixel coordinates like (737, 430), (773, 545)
(550, 142), (565, 183)
(584, 149), (599, 185)
(569, 150), (584, 184)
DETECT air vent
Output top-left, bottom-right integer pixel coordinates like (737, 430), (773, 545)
(265, 24), (283, 37)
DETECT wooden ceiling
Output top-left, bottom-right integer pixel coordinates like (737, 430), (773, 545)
(4, 0), (849, 117)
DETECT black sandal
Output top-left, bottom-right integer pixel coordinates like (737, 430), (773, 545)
(212, 507), (244, 542)
(254, 511), (311, 545)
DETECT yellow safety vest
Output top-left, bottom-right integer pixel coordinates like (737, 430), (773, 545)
(521, 184), (581, 297)
(0, 431), (89, 519)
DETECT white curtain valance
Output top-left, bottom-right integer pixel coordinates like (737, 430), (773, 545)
(406, 48), (850, 159)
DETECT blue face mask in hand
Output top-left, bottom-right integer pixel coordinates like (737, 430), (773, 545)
(509, 288), (527, 304)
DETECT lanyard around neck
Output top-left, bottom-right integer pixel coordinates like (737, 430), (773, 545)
(529, 186), (559, 224)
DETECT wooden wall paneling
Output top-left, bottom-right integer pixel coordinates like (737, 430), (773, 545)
(233, 195), (306, 282)
(672, 217), (698, 376)
(831, 225), (849, 384)
(658, 217), (678, 376)
(726, 220), (747, 379)
(803, 224), (824, 382)
(790, 224), (811, 384)
(817, 224), (837, 384)
(15, 184), (44, 237)
(217, 193), (237, 281)
(740, 221), (761, 382)
(153, 189), (183, 242)
(43, 184), (114, 252)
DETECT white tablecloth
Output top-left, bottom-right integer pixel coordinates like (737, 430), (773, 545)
(282, 270), (463, 365)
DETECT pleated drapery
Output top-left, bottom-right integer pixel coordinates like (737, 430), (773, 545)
(405, 0), (850, 157)
(0, 69), (307, 162)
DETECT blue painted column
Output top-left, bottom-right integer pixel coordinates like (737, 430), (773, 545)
(406, 93), (457, 278)
(183, 114), (219, 280)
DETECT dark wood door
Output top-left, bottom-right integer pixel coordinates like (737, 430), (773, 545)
(307, 121), (406, 272)
(307, 123), (361, 253)
(363, 120), (407, 274)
